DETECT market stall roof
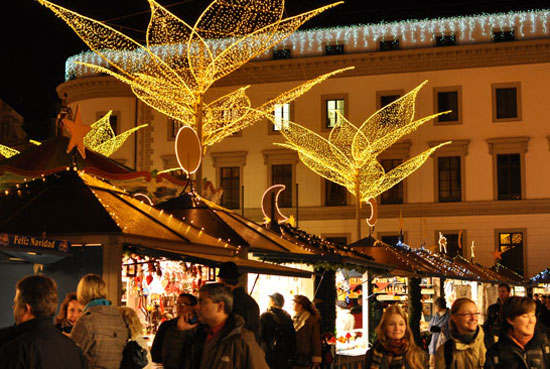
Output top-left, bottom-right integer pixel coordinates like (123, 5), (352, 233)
(530, 268), (550, 285)
(156, 192), (313, 255)
(0, 169), (235, 254)
(125, 244), (312, 278)
(349, 236), (435, 276)
(0, 136), (131, 176)
(256, 222), (390, 271)
(452, 256), (524, 284)
(349, 236), (514, 282)
(490, 263), (526, 284)
(0, 136), (187, 203)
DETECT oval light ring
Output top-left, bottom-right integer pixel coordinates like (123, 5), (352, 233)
(175, 126), (202, 175)
(366, 197), (378, 227)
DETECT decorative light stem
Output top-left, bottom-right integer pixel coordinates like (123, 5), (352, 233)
(354, 169), (361, 241)
(195, 93), (204, 195)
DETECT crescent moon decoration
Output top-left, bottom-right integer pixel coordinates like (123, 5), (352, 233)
(175, 126), (202, 175)
(261, 184), (288, 224)
(134, 193), (154, 206)
(366, 197), (378, 227)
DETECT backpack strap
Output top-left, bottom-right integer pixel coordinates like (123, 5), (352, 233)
(444, 339), (453, 369)
(489, 343), (501, 369)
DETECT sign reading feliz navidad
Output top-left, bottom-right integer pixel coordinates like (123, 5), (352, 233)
(0, 233), (71, 253)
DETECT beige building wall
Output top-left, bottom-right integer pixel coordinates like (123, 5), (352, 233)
(57, 15), (550, 278)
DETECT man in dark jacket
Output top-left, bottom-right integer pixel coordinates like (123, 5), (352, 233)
(483, 282), (511, 347)
(0, 274), (86, 369)
(260, 292), (296, 369)
(151, 293), (197, 363)
(161, 283), (268, 369)
(218, 261), (261, 341)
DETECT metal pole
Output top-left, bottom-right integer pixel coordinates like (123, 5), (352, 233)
(241, 185), (244, 216)
(295, 183), (299, 228)
(194, 94), (204, 195)
(314, 270), (326, 298)
(250, 274), (260, 294)
(355, 172), (361, 241)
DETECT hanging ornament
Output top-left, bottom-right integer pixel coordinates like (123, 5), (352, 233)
(175, 126), (202, 175)
(438, 232), (448, 254)
(261, 184), (289, 224)
(365, 197), (378, 227)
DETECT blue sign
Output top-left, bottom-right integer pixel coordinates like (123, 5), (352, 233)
(0, 233), (71, 254)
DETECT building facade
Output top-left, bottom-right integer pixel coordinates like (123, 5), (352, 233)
(57, 10), (550, 277)
(0, 99), (26, 147)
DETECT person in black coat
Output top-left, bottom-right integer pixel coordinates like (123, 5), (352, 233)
(485, 296), (550, 369)
(483, 283), (511, 348)
(260, 292), (296, 369)
(0, 275), (86, 369)
(218, 261), (261, 341)
(151, 293), (197, 363)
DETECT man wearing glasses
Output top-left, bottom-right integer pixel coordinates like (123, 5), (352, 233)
(162, 283), (268, 369)
(151, 293), (197, 363)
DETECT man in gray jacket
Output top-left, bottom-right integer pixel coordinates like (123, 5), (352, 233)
(162, 283), (268, 369)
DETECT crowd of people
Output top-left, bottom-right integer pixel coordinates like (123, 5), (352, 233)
(365, 284), (550, 369)
(2, 267), (550, 369)
(0, 262), (320, 369)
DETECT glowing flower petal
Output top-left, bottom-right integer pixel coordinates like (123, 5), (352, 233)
(0, 144), (19, 159)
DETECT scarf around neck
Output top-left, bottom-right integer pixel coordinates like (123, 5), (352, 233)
(452, 325), (478, 344)
(84, 298), (112, 312)
(370, 340), (408, 369)
(293, 310), (310, 332)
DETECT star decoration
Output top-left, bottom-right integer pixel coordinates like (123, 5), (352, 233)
(287, 215), (296, 227)
(63, 105), (90, 159)
(492, 250), (504, 261)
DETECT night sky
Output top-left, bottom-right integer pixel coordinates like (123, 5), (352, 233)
(1, 0), (549, 139)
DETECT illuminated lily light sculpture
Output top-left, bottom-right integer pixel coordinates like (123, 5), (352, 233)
(271, 81), (451, 240)
(84, 110), (148, 157)
(37, 0), (351, 191)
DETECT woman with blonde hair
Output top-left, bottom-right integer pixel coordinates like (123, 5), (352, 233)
(119, 306), (152, 369)
(436, 298), (485, 369)
(364, 305), (426, 369)
(71, 273), (129, 369)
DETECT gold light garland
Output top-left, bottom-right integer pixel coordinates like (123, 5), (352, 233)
(84, 111), (148, 157)
(37, 0), (347, 147)
(271, 81), (450, 221)
(0, 144), (19, 159)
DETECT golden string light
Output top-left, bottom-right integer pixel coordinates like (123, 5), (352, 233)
(37, 0), (346, 148)
(84, 111), (148, 157)
(0, 144), (19, 159)
(271, 81), (451, 239)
